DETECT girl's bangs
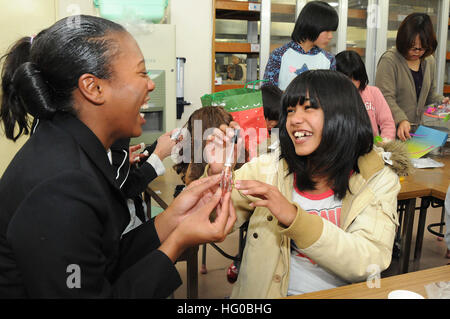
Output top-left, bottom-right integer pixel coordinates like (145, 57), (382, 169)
(282, 84), (320, 111)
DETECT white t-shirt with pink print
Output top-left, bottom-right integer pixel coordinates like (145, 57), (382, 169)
(288, 180), (348, 296)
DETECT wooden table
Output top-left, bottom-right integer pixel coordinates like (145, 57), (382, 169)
(286, 265), (450, 299)
(397, 154), (450, 274)
(399, 155), (450, 201)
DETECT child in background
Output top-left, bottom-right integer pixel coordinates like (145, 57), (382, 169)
(263, 1), (338, 90)
(172, 106), (246, 276)
(173, 106), (239, 186)
(336, 50), (396, 142)
(261, 84), (282, 134)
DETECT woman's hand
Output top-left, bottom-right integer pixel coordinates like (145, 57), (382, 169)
(396, 120), (411, 141)
(205, 121), (243, 175)
(442, 97), (449, 105)
(234, 180), (297, 227)
(158, 177), (236, 262)
(173, 189), (236, 247)
(155, 175), (222, 240)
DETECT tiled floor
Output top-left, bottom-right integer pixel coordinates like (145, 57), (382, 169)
(172, 200), (449, 299)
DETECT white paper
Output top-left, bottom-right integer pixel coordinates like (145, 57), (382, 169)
(410, 158), (445, 169)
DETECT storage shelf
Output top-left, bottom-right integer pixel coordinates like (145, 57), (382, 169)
(216, 2), (296, 22)
(347, 46), (365, 57)
(271, 3), (295, 15)
(215, 41), (259, 53)
(215, 0), (260, 12)
(216, 0), (260, 20)
(214, 84), (245, 92)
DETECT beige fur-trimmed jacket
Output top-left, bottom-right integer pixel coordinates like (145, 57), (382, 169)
(206, 144), (410, 299)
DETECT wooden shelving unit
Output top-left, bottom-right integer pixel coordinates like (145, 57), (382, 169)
(213, 4), (444, 93)
(215, 42), (259, 53)
(212, 0), (262, 93)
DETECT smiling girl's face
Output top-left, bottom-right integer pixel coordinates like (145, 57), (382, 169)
(285, 94), (324, 156)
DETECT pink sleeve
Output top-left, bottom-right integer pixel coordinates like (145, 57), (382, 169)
(370, 86), (396, 140)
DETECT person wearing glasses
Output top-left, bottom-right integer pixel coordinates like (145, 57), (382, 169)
(375, 13), (449, 141)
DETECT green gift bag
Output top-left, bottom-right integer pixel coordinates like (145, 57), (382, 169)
(201, 82), (269, 159)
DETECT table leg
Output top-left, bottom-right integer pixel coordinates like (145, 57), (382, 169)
(399, 198), (416, 274)
(413, 197), (431, 269)
(186, 246), (199, 299)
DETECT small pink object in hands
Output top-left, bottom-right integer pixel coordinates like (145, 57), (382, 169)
(220, 166), (233, 193)
(220, 129), (240, 193)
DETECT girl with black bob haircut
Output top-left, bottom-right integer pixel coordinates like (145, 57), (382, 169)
(334, 50), (369, 91)
(278, 69), (373, 199)
(263, 1), (338, 90)
(291, 1), (339, 44)
(335, 50), (396, 140)
(205, 69), (410, 298)
(0, 15), (235, 298)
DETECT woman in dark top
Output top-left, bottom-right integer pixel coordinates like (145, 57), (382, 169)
(0, 15), (235, 298)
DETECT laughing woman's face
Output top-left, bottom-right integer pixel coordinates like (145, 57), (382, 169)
(103, 32), (155, 139)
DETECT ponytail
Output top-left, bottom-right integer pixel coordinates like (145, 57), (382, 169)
(1, 15), (126, 141)
(1, 37), (33, 141)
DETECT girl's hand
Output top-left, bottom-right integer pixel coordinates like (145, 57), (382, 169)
(205, 122), (244, 176)
(396, 120), (411, 141)
(234, 180), (297, 227)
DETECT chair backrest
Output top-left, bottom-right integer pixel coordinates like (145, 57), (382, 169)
(145, 187), (168, 209)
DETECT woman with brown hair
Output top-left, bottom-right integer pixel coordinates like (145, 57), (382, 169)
(173, 106), (238, 185)
(375, 13), (448, 141)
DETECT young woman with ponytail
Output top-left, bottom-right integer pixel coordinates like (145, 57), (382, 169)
(0, 15), (235, 298)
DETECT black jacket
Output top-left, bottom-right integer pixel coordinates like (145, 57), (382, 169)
(110, 138), (158, 199)
(0, 113), (181, 298)
(110, 138), (159, 224)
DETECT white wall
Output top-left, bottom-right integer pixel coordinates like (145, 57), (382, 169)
(169, 0), (212, 127)
(0, 0), (57, 177)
